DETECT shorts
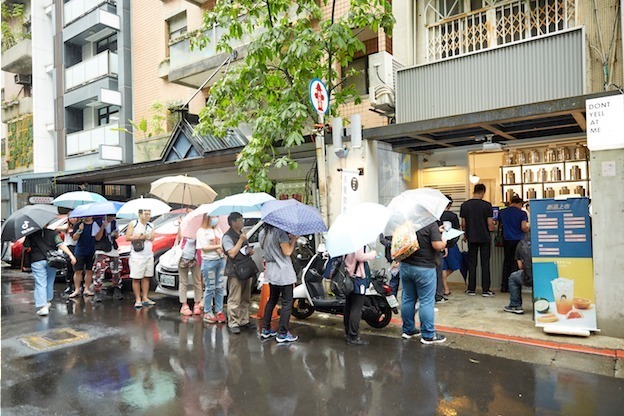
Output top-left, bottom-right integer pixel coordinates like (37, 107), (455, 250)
(129, 256), (154, 279)
(74, 254), (95, 271)
(443, 245), (462, 271)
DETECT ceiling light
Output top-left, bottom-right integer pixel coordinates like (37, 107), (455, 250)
(469, 152), (480, 184)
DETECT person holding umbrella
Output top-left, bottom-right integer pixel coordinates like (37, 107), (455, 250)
(197, 214), (225, 323)
(344, 246), (377, 346)
(126, 209), (156, 309)
(258, 223), (299, 343)
(92, 214), (122, 302)
(24, 228), (76, 316)
(69, 216), (96, 298)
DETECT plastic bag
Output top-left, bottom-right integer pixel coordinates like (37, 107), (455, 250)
(391, 222), (419, 261)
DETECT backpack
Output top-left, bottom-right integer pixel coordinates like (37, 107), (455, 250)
(329, 256), (355, 297)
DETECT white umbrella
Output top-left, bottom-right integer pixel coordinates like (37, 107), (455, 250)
(149, 175), (217, 206)
(116, 197), (172, 219)
(385, 188), (450, 234)
(52, 191), (107, 209)
(179, 192), (274, 238)
(325, 203), (392, 257)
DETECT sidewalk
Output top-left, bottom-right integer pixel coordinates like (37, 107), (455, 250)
(425, 282), (624, 358)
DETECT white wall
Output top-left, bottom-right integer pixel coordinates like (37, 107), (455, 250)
(32, 2), (56, 173)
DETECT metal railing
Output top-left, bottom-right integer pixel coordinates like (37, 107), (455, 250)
(427, 0), (577, 61)
(66, 123), (119, 156)
(64, 0), (113, 26)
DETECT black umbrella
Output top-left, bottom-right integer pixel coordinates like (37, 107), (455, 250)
(1, 204), (59, 242)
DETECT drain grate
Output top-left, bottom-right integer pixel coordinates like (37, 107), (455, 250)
(20, 328), (90, 351)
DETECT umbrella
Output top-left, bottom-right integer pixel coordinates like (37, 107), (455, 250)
(69, 201), (124, 218)
(1, 204), (59, 242)
(325, 203), (392, 257)
(116, 197), (172, 219)
(385, 188), (450, 234)
(51, 191), (107, 209)
(178, 192), (275, 238)
(149, 175), (217, 206)
(261, 199), (327, 236)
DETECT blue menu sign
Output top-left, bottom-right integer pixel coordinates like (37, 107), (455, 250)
(530, 198), (592, 258)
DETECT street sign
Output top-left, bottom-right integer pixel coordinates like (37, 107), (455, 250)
(28, 196), (54, 204)
(309, 78), (329, 115)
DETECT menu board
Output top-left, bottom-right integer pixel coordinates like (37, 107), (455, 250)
(530, 198), (597, 332)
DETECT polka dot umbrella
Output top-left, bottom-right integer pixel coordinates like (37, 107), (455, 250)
(260, 199), (327, 236)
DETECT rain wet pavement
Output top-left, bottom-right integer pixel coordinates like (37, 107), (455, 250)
(2, 269), (624, 415)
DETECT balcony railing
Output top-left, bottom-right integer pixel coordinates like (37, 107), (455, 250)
(169, 20), (258, 72)
(64, 0), (112, 26)
(65, 50), (118, 91)
(66, 123), (119, 156)
(427, 0), (577, 61)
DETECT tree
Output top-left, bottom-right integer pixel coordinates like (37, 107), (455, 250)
(193, 0), (394, 192)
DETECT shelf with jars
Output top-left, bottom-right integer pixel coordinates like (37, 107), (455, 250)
(500, 143), (590, 203)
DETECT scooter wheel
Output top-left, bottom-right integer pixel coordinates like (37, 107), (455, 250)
(292, 299), (315, 319)
(364, 306), (393, 328)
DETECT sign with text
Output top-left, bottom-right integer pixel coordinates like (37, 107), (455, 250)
(586, 94), (624, 151)
(531, 198), (597, 332)
(341, 169), (361, 213)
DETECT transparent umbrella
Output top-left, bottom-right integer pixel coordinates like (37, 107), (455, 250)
(385, 188), (450, 234)
(325, 203), (391, 257)
(52, 191), (107, 209)
(117, 197), (172, 219)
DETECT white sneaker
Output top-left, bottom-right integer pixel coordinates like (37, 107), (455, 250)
(47, 302), (52, 308)
(36, 306), (49, 316)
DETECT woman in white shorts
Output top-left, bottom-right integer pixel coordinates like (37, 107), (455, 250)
(126, 209), (155, 309)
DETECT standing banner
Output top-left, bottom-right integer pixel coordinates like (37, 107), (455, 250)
(531, 198), (597, 331)
(341, 169), (361, 214)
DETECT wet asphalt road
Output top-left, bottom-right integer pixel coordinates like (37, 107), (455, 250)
(2, 270), (624, 416)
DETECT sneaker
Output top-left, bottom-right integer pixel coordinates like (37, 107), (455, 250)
(482, 291), (495, 297)
(46, 301), (52, 308)
(421, 334), (447, 345)
(260, 329), (278, 339)
(346, 337), (368, 346)
(465, 290), (476, 296)
(435, 297), (448, 304)
(203, 313), (217, 323)
(242, 321), (257, 330)
(216, 311), (226, 323)
(229, 326), (241, 334)
(36, 306), (49, 316)
(503, 305), (524, 314)
(401, 329), (422, 339)
(276, 332), (298, 343)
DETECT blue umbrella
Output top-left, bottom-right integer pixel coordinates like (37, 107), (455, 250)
(261, 199), (327, 236)
(52, 191), (107, 209)
(69, 201), (124, 218)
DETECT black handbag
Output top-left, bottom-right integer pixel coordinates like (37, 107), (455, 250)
(96, 236), (113, 252)
(131, 239), (145, 252)
(46, 250), (68, 269)
(232, 256), (259, 280)
(331, 258), (354, 296)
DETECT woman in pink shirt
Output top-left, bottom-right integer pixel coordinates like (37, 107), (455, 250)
(343, 246), (377, 346)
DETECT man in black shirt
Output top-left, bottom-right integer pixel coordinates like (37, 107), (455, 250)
(399, 221), (447, 344)
(460, 184), (496, 297)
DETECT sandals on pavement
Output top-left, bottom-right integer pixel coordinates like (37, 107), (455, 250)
(68, 291), (82, 298)
(142, 299), (156, 306)
(180, 304), (192, 316)
(193, 304), (203, 315)
(134, 301), (143, 310)
(83, 291), (95, 297)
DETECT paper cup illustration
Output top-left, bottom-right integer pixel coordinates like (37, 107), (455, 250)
(551, 278), (574, 315)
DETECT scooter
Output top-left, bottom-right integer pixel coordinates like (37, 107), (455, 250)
(291, 251), (399, 328)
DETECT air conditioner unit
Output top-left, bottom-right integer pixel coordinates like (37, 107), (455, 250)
(14, 74), (32, 85)
(368, 51), (403, 113)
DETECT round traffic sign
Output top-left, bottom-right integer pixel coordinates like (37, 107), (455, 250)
(309, 78), (329, 115)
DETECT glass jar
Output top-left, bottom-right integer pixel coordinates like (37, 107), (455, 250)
(558, 146), (571, 161)
(544, 147), (557, 162)
(528, 149), (540, 164)
(515, 149), (526, 165)
(574, 143), (588, 160)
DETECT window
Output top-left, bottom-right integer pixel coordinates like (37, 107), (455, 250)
(97, 106), (119, 126)
(342, 56), (369, 96)
(96, 34), (117, 54)
(167, 12), (187, 42)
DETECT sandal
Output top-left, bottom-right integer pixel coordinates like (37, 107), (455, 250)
(142, 299), (156, 306)
(68, 291), (82, 298)
(193, 304), (203, 315)
(180, 304), (192, 316)
(444, 291), (452, 296)
(134, 302), (143, 310)
(83, 291), (95, 297)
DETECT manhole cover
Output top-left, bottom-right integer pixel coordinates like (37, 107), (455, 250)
(20, 328), (90, 351)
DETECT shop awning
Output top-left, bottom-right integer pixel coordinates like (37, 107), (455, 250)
(363, 91), (621, 152)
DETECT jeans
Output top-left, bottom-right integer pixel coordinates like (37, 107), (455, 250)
(467, 242), (491, 292)
(400, 262), (437, 339)
(502, 240), (520, 291)
(31, 259), (56, 308)
(389, 270), (400, 297)
(508, 270), (526, 307)
(202, 258), (226, 314)
(262, 283), (294, 335)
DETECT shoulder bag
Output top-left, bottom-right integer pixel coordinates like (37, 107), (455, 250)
(330, 257), (355, 297)
(232, 255), (259, 280)
(33, 233), (67, 269)
(131, 221), (151, 252)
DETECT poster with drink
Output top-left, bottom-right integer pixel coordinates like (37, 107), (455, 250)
(530, 198), (597, 331)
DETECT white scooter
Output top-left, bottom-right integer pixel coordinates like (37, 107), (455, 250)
(291, 248), (398, 328)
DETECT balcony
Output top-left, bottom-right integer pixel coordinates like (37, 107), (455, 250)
(66, 123), (119, 157)
(1, 38), (32, 74)
(397, 28), (584, 123)
(168, 22), (259, 88)
(65, 50), (118, 91)
(1, 96), (33, 123)
(63, 0), (119, 44)
(426, 0), (577, 62)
